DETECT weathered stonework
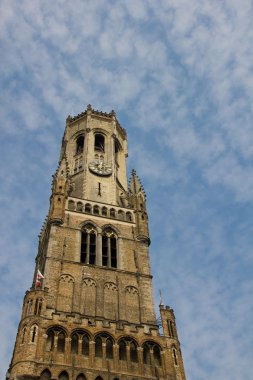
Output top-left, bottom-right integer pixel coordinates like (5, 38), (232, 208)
(7, 106), (186, 380)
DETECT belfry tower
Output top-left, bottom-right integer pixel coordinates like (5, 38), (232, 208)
(8, 105), (186, 380)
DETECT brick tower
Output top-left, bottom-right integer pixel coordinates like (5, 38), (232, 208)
(7, 105), (186, 380)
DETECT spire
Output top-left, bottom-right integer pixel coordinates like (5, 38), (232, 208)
(129, 169), (146, 198)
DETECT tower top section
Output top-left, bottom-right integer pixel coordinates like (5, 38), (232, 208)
(66, 104), (126, 139)
(59, 105), (129, 206)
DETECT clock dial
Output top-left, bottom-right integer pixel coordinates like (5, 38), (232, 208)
(89, 160), (112, 176)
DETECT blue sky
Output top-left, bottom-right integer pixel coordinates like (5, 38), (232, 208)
(1, 1), (253, 379)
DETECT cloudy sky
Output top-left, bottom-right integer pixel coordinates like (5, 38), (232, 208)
(1, 1), (253, 379)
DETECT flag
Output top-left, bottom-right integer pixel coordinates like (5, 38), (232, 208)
(36, 270), (44, 286)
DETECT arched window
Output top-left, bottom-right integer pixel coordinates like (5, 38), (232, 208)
(110, 208), (116, 218)
(130, 341), (138, 362)
(95, 377), (103, 380)
(143, 342), (162, 366)
(76, 136), (84, 155)
(68, 200), (75, 210)
(76, 374), (86, 380)
(34, 298), (43, 315)
(81, 225), (97, 265)
(71, 333), (78, 354)
(77, 202), (83, 212)
(126, 212), (132, 222)
(46, 328), (68, 353)
(95, 336), (102, 357)
(106, 337), (113, 359)
(153, 344), (161, 366)
(114, 138), (121, 164)
(102, 229), (117, 268)
(46, 330), (54, 351)
(82, 334), (89, 356)
(119, 340), (126, 360)
(118, 210), (124, 220)
(93, 205), (100, 215)
(84, 203), (91, 213)
(57, 332), (65, 353)
(31, 325), (37, 343)
(94, 134), (105, 152)
(26, 299), (33, 315)
(172, 347), (178, 366)
(58, 371), (69, 380)
(118, 337), (138, 362)
(143, 343), (151, 365)
(102, 207), (107, 216)
(168, 320), (175, 337)
(21, 327), (26, 344)
(40, 369), (52, 380)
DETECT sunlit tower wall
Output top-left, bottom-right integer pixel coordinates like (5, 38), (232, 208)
(7, 105), (186, 380)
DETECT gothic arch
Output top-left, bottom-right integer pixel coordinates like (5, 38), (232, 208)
(104, 282), (118, 320)
(58, 371), (69, 380)
(125, 286), (139, 323)
(57, 274), (74, 312)
(40, 369), (52, 379)
(81, 277), (96, 316)
(101, 224), (120, 235)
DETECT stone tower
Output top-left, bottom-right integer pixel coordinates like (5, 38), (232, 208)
(7, 105), (186, 380)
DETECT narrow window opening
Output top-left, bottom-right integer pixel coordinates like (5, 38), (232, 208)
(102, 207), (107, 216)
(102, 235), (108, 267)
(94, 134), (105, 152)
(57, 332), (65, 353)
(21, 327), (26, 344)
(81, 231), (87, 264)
(82, 335), (89, 356)
(110, 209), (116, 218)
(85, 204), (91, 213)
(77, 202), (83, 212)
(111, 237), (117, 268)
(31, 326), (37, 342)
(93, 205), (99, 215)
(143, 344), (151, 365)
(46, 330), (54, 351)
(76, 136), (84, 155)
(89, 232), (96, 265)
(71, 334), (78, 354)
(130, 342), (138, 362)
(153, 345), (161, 366)
(106, 338), (113, 359)
(95, 336), (102, 357)
(119, 340), (126, 360)
(173, 348), (178, 366)
(27, 300), (33, 315)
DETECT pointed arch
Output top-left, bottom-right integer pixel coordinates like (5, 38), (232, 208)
(76, 374), (86, 380)
(104, 282), (118, 320)
(102, 227), (118, 268)
(81, 277), (96, 316)
(125, 286), (139, 323)
(40, 369), (51, 380)
(80, 224), (97, 265)
(58, 371), (69, 380)
(57, 274), (74, 312)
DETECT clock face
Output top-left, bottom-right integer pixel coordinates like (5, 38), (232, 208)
(89, 160), (112, 176)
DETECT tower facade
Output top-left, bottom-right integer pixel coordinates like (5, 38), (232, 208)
(8, 105), (186, 380)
